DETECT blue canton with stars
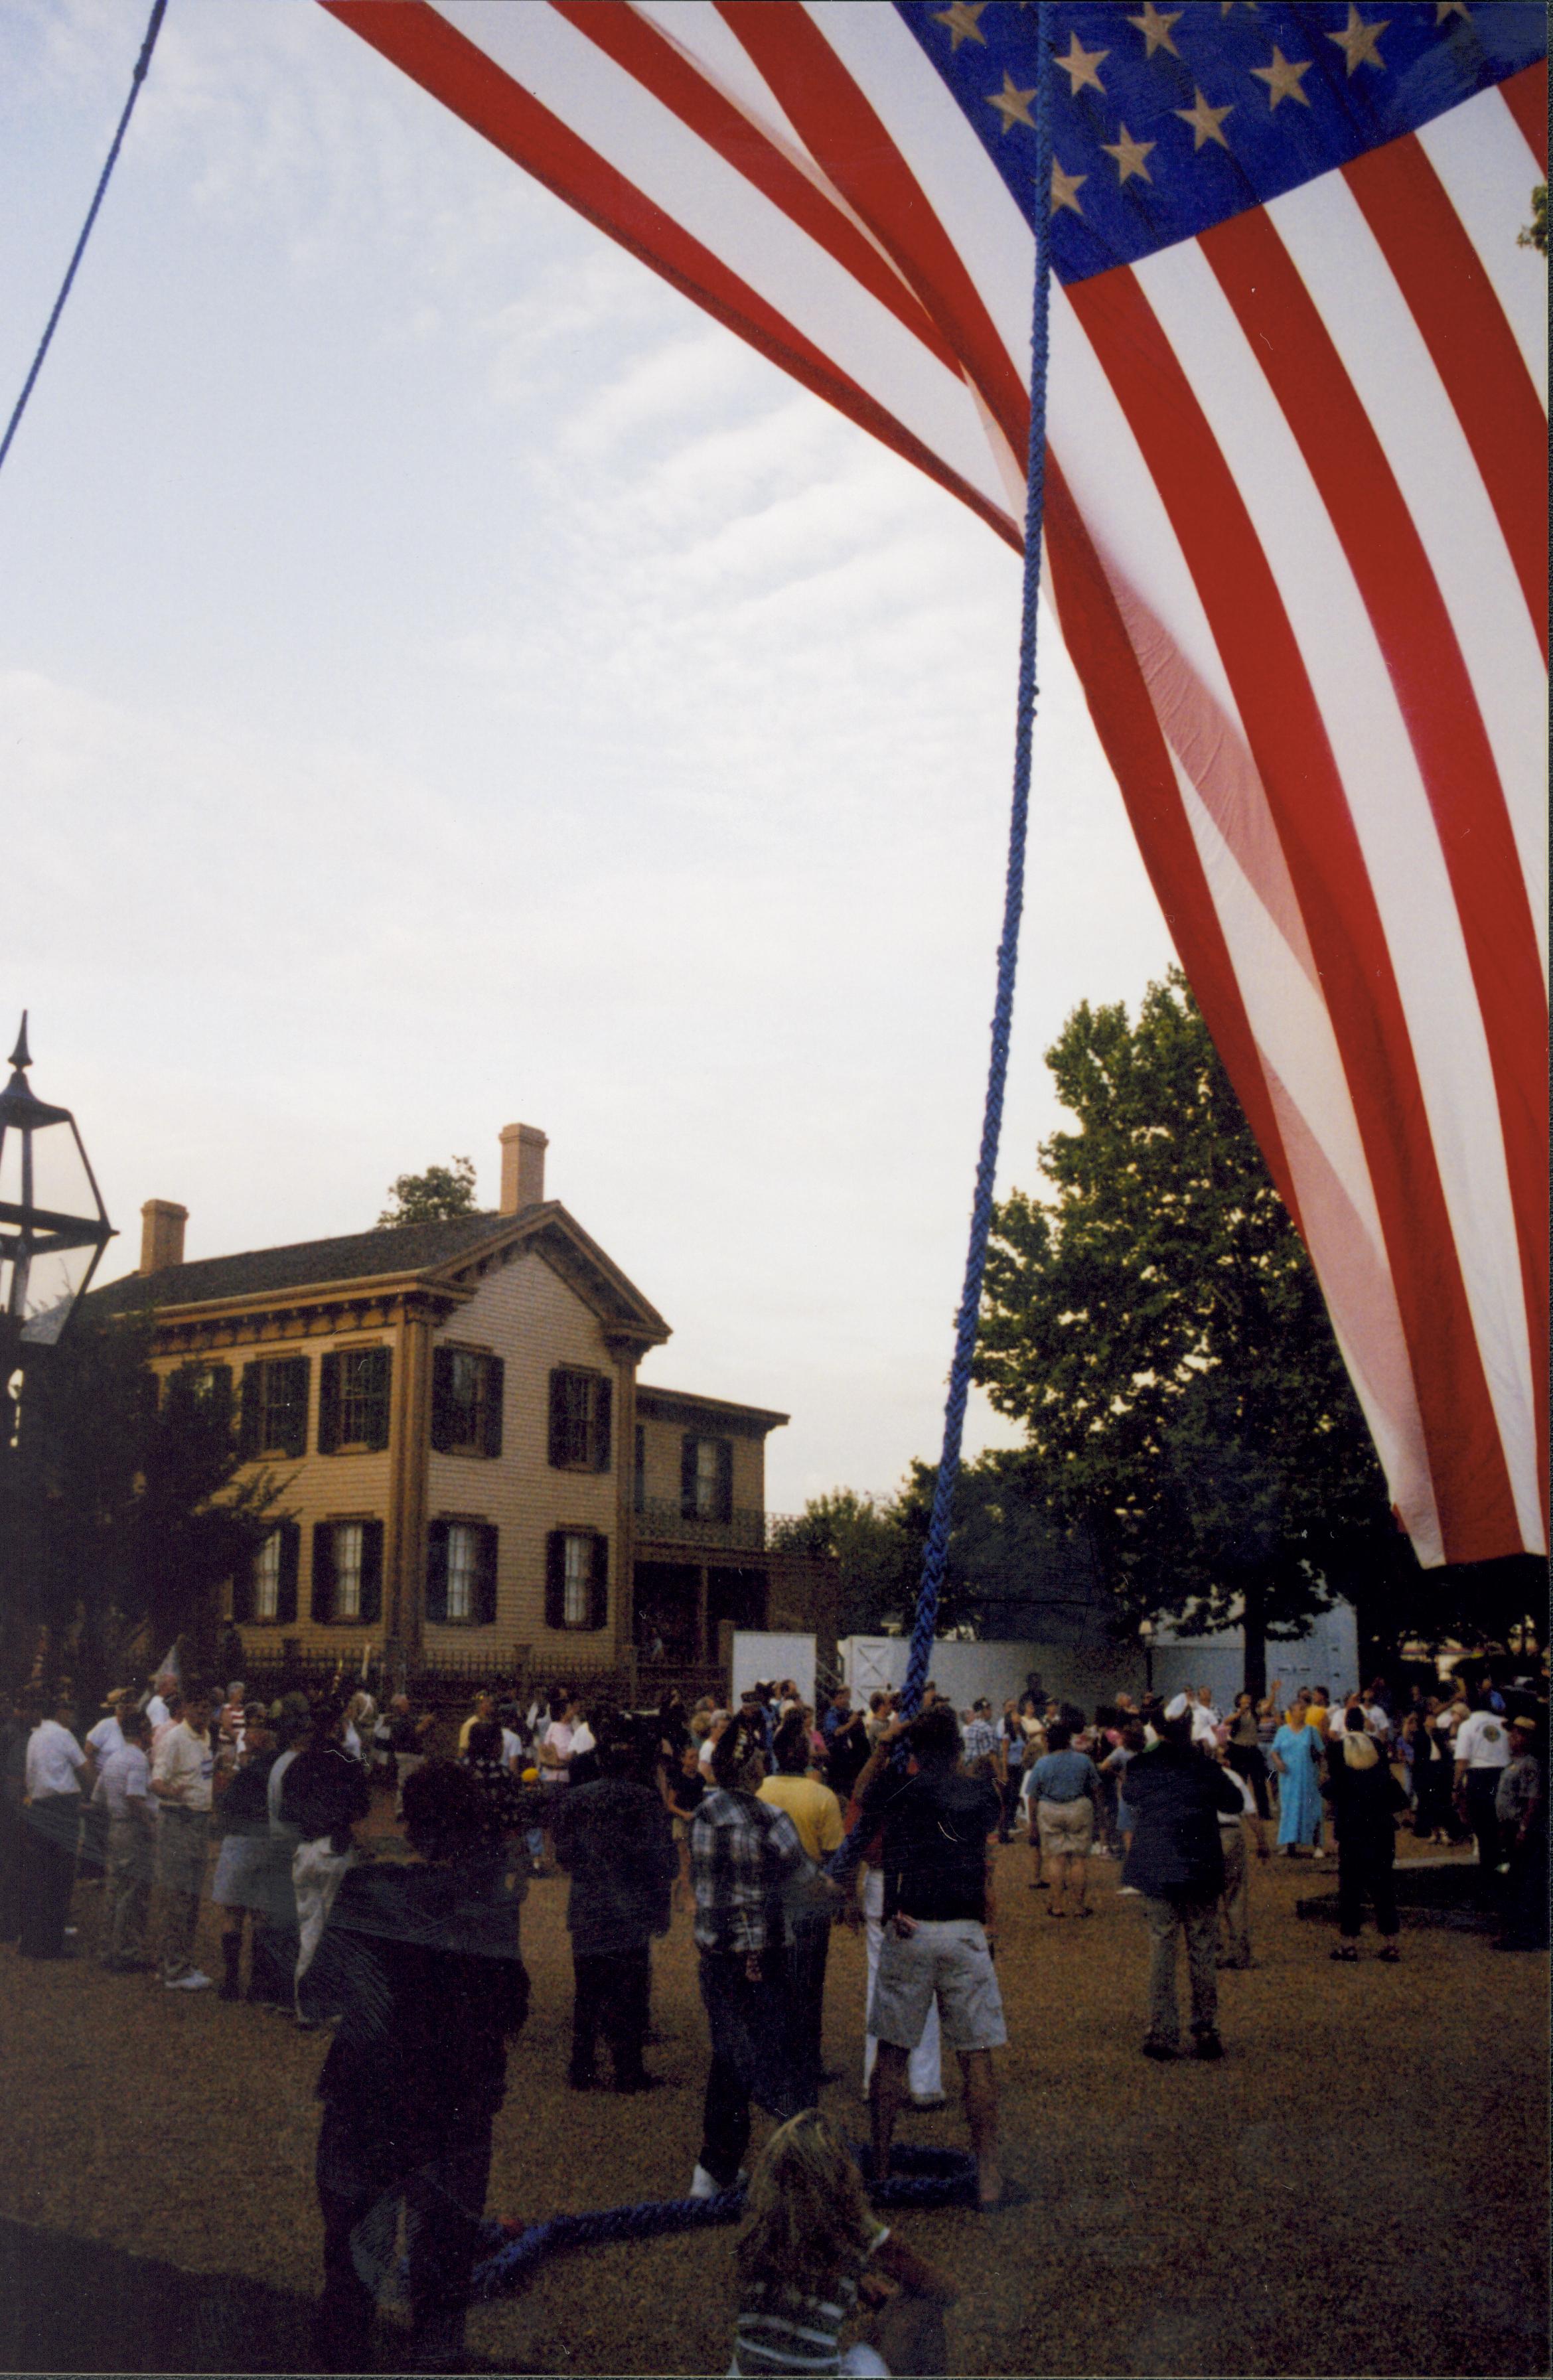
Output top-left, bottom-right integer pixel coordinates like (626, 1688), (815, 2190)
(895, 2), (1546, 283)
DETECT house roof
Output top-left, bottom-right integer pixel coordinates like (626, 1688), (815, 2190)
(90, 1203), (671, 1344)
(94, 1213), (512, 1313)
(636, 1383), (788, 1434)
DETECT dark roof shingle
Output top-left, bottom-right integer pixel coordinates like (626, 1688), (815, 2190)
(92, 1212), (515, 1315)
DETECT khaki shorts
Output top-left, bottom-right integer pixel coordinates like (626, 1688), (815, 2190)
(867, 1918), (1007, 2054)
(1036, 1798), (1094, 1861)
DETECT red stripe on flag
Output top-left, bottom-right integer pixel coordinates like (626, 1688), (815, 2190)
(321, 2), (1021, 551)
(1066, 263), (1522, 1562)
(714, 3), (1031, 459)
(550, 3), (966, 377)
(1041, 459), (1302, 1235)
(1341, 133), (1547, 643)
(1201, 206), (1550, 1523)
(1498, 58), (1548, 167)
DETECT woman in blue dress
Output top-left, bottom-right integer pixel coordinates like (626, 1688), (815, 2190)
(1270, 1717), (1324, 1854)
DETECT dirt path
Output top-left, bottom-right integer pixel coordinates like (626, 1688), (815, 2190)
(3, 1831), (1544, 2374)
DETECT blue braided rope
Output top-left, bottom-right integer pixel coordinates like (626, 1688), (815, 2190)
(466, 2145), (978, 2298)
(0, 0), (168, 481)
(902, 1), (1055, 1722)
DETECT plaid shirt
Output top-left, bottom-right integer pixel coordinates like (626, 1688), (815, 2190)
(961, 1719), (999, 1764)
(690, 1787), (806, 1955)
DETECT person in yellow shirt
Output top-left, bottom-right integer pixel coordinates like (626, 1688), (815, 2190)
(759, 1715), (844, 2099)
(457, 1690), (496, 1757)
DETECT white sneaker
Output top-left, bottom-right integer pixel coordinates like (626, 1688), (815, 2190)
(167, 1969), (212, 1990)
(1118, 1885), (1141, 1896)
(688, 2164), (747, 2200)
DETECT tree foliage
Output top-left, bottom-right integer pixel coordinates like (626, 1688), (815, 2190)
(770, 1489), (917, 1639)
(376, 1156), (479, 1228)
(971, 972), (1395, 1690)
(1, 1315), (285, 1694)
(1519, 183), (1547, 254)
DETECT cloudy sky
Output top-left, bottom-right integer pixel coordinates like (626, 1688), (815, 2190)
(3, 0), (1176, 1513)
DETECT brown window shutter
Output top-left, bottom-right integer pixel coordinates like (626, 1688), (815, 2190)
(311, 1523), (336, 1623)
(593, 1376), (613, 1472)
(430, 1348), (454, 1453)
(278, 1358), (309, 1459)
(359, 1521), (384, 1626)
(364, 1350), (392, 1451)
(425, 1520), (450, 1624)
(318, 1354), (342, 1454)
(482, 1357), (504, 1459)
(476, 1525), (498, 1625)
(277, 1521), (300, 1625)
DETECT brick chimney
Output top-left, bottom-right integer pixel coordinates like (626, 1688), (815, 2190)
(139, 1199), (188, 1275)
(498, 1124), (548, 1215)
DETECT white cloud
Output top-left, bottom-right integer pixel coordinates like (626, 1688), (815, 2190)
(0, 0), (1174, 1512)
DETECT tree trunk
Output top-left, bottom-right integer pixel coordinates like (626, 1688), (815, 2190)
(1242, 1578), (1267, 1700)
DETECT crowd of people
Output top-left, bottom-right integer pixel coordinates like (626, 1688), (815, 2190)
(1, 1657), (1544, 2371)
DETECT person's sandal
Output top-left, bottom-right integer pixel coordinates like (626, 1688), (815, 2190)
(1329, 1943), (1360, 1962)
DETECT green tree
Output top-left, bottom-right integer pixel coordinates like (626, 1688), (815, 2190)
(770, 1489), (917, 1639)
(376, 1156), (479, 1228)
(894, 1452), (1106, 1643)
(1518, 183), (1546, 254)
(3, 1316), (285, 1695)
(972, 971), (1394, 1693)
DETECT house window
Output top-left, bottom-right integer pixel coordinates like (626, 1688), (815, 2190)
(236, 1520), (298, 1625)
(431, 1348), (504, 1457)
(319, 1347), (392, 1452)
(425, 1519), (497, 1625)
(563, 1534), (591, 1627)
(311, 1517), (382, 1625)
(254, 1531), (281, 1622)
(548, 1368), (612, 1471)
(334, 1523), (364, 1619)
(241, 1357), (309, 1460)
(545, 1529), (607, 1631)
(681, 1434), (733, 1524)
(339, 1356), (383, 1446)
(446, 1523), (480, 1621)
(167, 1361), (231, 1419)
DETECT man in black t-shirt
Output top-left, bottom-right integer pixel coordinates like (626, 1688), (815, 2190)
(855, 1704), (1008, 2208)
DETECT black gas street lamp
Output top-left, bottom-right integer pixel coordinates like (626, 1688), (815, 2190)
(0, 1013), (115, 1365)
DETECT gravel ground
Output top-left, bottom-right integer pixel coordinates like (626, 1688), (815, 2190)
(2, 1824), (1545, 2377)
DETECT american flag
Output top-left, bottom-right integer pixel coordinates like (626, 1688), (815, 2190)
(325, 1), (1548, 1573)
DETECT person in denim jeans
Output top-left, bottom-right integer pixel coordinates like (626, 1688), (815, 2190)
(686, 1715), (821, 2199)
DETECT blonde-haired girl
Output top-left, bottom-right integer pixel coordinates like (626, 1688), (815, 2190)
(729, 2110), (956, 2377)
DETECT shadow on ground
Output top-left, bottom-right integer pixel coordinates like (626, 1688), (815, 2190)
(0, 2214), (512, 2375)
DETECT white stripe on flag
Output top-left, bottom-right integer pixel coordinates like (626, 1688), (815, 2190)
(1268, 172), (1548, 966)
(1416, 84), (1550, 402)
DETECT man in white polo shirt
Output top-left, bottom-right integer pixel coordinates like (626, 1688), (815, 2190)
(1453, 1688), (1512, 1894)
(21, 1694), (90, 1959)
(151, 1683), (215, 1988)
